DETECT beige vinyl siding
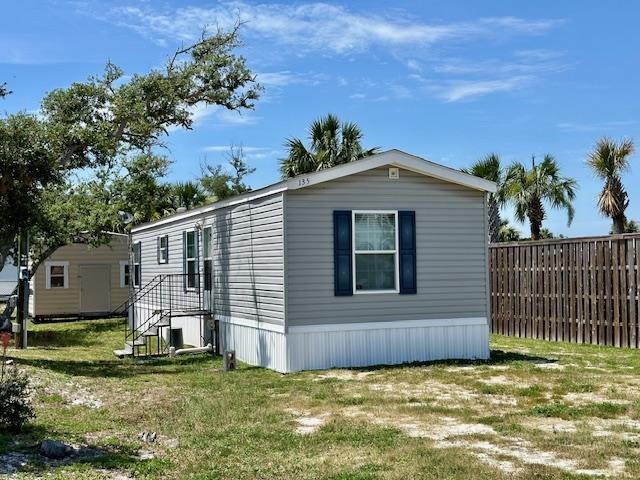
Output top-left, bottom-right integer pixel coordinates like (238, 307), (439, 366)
(131, 192), (285, 326)
(30, 235), (129, 317)
(284, 166), (488, 326)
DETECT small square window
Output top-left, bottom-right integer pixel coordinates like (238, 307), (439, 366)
(46, 262), (68, 289)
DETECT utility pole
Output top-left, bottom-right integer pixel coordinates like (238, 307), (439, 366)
(15, 230), (29, 349)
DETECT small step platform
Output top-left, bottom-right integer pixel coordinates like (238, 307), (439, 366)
(170, 309), (210, 317)
(113, 348), (133, 358)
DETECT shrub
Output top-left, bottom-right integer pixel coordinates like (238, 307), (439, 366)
(0, 332), (35, 431)
(0, 367), (35, 431)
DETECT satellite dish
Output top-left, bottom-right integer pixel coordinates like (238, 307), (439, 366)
(118, 211), (134, 225)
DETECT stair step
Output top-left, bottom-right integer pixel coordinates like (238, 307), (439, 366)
(126, 339), (146, 348)
(142, 327), (158, 337)
(113, 349), (133, 358)
(155, 319), (171, 327)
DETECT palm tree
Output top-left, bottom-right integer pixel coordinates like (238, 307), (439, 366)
(586, 137), (635, 234)
(462, 154), (503, 243)
(609, 219), (640, 234)
(502, 155), (577, 240)
(498, 219), (521, 242)
(280, 114), (379, 178)
(171, 181), (207, 210)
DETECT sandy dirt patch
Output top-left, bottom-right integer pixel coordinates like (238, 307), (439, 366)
(520, 417), (577, 433)
(564, 392), (630, 406)
(439, 438), (625, 477)
(45, 381), (104, 409)
(286, 408), (331, 435)
(314, 370), (375, 381)
(343, 408), (496, 440)
(367, 380), (517, 407)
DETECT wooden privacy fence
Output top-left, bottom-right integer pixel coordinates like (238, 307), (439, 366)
(489, 234), (640, 348)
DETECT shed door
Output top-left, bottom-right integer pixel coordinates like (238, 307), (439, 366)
(79, 265), (111, 314)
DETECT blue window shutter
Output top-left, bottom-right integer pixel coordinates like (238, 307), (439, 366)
(398, 211), (417, 294)
(333, 210), (353, 296)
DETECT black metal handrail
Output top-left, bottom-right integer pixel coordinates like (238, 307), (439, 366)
(124, 273), (205, 356)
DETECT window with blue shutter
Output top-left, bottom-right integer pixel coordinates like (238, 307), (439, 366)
(398, 210), (417, 294)
(333, 210), (353, 296)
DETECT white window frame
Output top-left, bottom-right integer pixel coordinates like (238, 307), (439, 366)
(119, 260), (130, 288)
(352, 210), (399, 294)
(157, 235), (169, 264)
(45, 261), (69, 289)
(133, 241), (142, 287)
(185, 230), (198, 290)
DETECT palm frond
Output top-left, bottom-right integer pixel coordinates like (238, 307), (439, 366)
(462, 153), (502, 183)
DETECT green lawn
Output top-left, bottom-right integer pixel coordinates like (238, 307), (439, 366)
(2, 318), (640, 479)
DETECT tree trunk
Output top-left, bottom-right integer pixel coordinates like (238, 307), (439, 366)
(612, 214), (626, 235)
(530, 220), (542, 241)
(487, 195), (501, 243)
(528, 197), (544, 241)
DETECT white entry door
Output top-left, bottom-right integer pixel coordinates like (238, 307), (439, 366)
(79, 264), (111, 314)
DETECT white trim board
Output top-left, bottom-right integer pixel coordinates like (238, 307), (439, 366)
(214, 314), (487, 335)
(288, 317), (488, 333)
(132, 149), (496, 233)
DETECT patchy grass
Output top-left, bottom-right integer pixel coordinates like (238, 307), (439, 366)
(2, 319), (640, 479)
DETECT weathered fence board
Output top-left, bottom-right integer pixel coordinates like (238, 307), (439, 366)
(490, 234), (640, 348)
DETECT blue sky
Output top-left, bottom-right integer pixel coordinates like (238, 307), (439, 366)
(1, 0), (639, 237)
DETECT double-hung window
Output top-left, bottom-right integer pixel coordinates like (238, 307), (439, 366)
(132, 242), (141, 287)
(185, 230), (198, 289)
(353, 211), (399, 293)
(157, 235), (169, 264)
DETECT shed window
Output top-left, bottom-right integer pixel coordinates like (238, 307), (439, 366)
(45, 261), (69, 289)
(133, 242), (141, 287)
(157, 235), (169, 264)
(353, 212), (398, 293)
(119, 260), (129, 288)
(185, 230), (198, 289)
(203, 226), (213, 291)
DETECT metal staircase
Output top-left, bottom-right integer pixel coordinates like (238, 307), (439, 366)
(113, 273), (214, 358)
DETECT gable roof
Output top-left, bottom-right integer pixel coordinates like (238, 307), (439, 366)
(132, 149), (496, 233)
(287, 149), (497, 193)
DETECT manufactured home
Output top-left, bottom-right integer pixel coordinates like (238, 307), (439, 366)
(119, 150), (496, 372)
(30, 234), (129, 321)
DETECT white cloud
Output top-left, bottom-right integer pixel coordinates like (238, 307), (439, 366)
(102, 2), (562, 54)
(201, 145), (283, 161)
(432, 76), (531, 102)
(166, 104), (260, 132)
(202, 145), (270, 153)
(432, 51), (569, 76)
(406, 59), (422, 71)
(256, 71), (323, 87)
(556, 120), (636, 133)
